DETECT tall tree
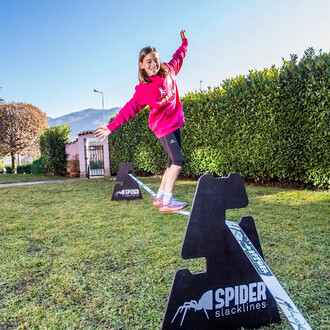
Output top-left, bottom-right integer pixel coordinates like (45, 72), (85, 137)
(0, 102), (48, 173)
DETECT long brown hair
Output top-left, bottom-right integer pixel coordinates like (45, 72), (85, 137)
(138, 46), (169, 84)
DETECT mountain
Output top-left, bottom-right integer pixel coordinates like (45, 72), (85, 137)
(46, 107), (120, 141)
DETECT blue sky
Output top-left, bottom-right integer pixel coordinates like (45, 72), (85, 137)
(1, 0), (329, 119)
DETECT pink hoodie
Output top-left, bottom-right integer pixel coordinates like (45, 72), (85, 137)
(107, 38), (188, 138)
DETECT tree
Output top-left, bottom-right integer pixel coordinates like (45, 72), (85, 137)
(39, 124), (71, 176)
(0, 102), (47, 173)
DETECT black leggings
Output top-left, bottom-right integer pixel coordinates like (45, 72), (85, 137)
(159, 128), (184, 168)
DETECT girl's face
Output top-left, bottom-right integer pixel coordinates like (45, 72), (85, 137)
(139, 51), (160, 76)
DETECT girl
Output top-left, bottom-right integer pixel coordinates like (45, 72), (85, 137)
(95, 30), (188, 213)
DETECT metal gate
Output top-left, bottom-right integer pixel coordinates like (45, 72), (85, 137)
(86, 144), (104, 177)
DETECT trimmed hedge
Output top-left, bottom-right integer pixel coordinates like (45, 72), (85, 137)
(4, 163), (31, 174)
(4, 166), (12, 174)
(109, 48), (329, 188)
(31, 157), (44, 174)
(109, 107), (166, 175)
(3, 157), (44, 174)
(16, 163), (32, 174)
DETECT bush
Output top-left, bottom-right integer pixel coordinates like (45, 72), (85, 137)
(40, 124), (71, 176)
(1, 158), (44, 174)
(5, 166), (12, 174)
(17, 163), (32, 174)
(109, 108), (167, 175)
(108, 48), (329, 188)
(31, 157), (44, 174)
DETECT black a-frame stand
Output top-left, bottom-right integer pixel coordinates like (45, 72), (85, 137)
(162, 173), (280, 329)
(111, 162), (142, 201)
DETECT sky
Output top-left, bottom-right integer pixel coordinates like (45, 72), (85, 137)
(1, 0), (329, 119)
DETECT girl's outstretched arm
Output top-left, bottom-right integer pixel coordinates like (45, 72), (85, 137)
(167, 30), (188, 75)
(94, 125), (111, 141)
(95, 88), (146, 140)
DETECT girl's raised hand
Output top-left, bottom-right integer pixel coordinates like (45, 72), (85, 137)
(180, 30), (186, 40)
(94, 125), (111, 141)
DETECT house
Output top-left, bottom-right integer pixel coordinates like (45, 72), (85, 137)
(66, 130), (110, 178)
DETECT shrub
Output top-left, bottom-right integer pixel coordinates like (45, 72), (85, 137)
(17, 163), (32, 174)
(31, 157), (44, 174)
(66, 154), (80, 177)
(109, 108), (167, 174)
(5, 166), (12, 174)
(40, 124), (71, 176)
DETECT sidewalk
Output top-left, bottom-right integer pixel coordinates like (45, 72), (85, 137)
(0, 178), (84, 188)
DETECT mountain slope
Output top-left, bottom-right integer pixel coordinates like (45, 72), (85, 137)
(47, 108), (120, 141)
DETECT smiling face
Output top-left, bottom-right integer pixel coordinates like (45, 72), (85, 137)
(139, 51), (160, 77)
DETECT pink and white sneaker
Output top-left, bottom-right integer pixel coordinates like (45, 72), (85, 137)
(152, 195), (163, 207)
(159, 198), (188, 213)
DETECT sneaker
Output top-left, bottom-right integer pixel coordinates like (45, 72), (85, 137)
(152, 195), (163, 207)
(159, 197), (188, 213)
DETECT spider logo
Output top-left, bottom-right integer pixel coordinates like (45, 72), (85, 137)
(171, 290), (213, 326)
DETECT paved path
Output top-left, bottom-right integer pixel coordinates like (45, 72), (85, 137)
(0, 178), (84, 188)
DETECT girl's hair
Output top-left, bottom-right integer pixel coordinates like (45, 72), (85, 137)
(138, 46), (169, 84)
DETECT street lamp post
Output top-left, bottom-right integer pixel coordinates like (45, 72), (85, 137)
(93, 89), (105, 126)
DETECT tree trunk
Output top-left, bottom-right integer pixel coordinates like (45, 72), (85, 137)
(11, 152), (17, 174)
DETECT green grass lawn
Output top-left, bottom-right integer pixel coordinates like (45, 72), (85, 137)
(0, 177), (329, 329)
(0, 173), (73, 184)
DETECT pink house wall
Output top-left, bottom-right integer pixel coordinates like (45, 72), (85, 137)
(66, 140), (79, 161)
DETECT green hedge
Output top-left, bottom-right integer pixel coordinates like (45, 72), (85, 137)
(4, 164), (30, 174)
(31, 157), (44, 174)
(3, 158), (44, 174)
(16, 163), (32, 174)
(4, 166), (12, 174)
(109, 48), (329, 188)
(109, 107), (167, 175)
